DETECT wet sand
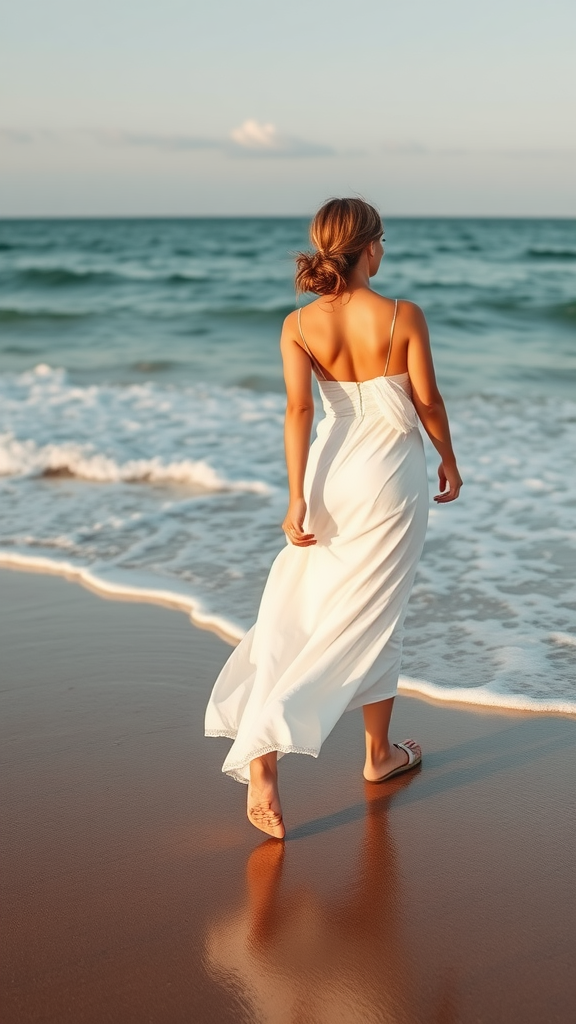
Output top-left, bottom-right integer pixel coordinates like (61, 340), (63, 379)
(1, 566), (575, 1024)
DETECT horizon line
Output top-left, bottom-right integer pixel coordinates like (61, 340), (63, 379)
(1, 212), (575, 221)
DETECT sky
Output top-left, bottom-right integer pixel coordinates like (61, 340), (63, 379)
(1, 0), (575, 216)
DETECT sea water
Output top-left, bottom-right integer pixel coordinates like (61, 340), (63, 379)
(1, 217), (575, 713)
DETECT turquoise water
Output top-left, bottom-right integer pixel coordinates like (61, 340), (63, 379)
(1, 217), (575, 711)
(1, 217), (575, 393)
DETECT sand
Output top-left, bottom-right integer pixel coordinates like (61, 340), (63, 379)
(1, 566), (575, 1023)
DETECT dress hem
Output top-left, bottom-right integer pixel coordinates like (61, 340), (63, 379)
(346, 686), (399, 711)
(205, 730), (320, 784)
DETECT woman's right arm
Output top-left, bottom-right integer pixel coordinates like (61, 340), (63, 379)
(279, 313), (317, 546)
(405, 303), (463, 504)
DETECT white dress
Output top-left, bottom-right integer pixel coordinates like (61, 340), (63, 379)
(205, 302), (429, 783)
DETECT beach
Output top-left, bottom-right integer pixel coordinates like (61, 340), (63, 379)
(2, 565), (575, 1024)
(4, 0), (576, 1009)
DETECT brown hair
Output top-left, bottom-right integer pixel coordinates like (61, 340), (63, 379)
(295, 197), (382, 296)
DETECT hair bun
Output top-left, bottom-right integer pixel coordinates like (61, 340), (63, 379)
(295, 248), (350, 296)
(294, 197), (382, 296)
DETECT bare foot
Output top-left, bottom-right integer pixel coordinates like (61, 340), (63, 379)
(247, 787), (285, 839)
(363, 738), (421, 783)
(247, 757), (285, 839)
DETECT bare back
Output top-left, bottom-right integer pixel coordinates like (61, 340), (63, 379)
(294, 288), (408, 383)
(281, 287), (444, 419)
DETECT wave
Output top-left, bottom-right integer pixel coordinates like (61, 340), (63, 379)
(481, 296), (576, 322)
(527, 247), (576, 260)
(165, 272), (209, 284)
(549, 632), (576, 649)
(434, 243), (483, 253)
(1, 362), (574, 718)
(15, 267), (118, 287)
(0, 434), (271, 493)
(0, 307), (88, 323)
(9, 265), (282, 293)
(398, 677), (576, 716)
(214, 303), (295, 320)
(235, 373), (286, 393)
(0, 551), (244, 644)
(130, 359), (178, 374)
(1, 345), (44, 356)
(1, 550), (574, 716)
(230, 248), (261, 259)
(550, 300), (576, 323)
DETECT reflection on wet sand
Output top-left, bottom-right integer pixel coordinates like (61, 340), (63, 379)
(204, 782), (454, 1023)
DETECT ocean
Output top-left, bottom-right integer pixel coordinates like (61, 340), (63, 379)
(1, 216), (575, 713)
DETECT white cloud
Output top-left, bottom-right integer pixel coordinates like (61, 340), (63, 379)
(2, 127), (573, 165)
(229, 119), (334, 158)
(0, 121), (335, 159)
(230, 119), (277, 149)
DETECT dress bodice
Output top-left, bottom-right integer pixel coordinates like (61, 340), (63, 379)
(318, 372), (418, 434)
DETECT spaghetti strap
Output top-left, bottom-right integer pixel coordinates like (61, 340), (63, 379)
(383, 299), (398, 377)
(297, 308), (327, 381)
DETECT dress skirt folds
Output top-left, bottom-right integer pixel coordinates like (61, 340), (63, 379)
(205, 372), (429, 783)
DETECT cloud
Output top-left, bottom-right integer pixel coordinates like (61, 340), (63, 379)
(117, 120), (333, 157)
(230, 119), (277, 149)
(0, 121), (335, 159)
(228, 119), (334, 158)
(5, 126), (570, 163)
(101, 130), (222, 152)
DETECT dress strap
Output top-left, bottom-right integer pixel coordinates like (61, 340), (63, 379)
(383, 299), (398, 377)
(297, 308), (327, 381)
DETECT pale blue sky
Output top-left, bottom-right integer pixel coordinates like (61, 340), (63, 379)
(1, 0), (575, 215)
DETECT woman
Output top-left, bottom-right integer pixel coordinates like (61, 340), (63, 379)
(205, 198), (462, 839)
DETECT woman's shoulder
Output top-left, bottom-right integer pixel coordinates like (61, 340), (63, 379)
(282, 299), (324, 337)
(351, 289), (425, 317)
(281, 308), (303, 342)
(358, 291), (428, 329)
(395, 299), (427, 327)
(369, 294), (424, 315)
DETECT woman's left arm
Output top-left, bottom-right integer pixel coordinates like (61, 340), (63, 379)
(279, 314), (317, 547)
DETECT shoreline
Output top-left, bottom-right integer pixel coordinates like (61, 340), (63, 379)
(2, 552), (574, 718)
(0, 550), (244, 645)
(2, 565), (575, 1024)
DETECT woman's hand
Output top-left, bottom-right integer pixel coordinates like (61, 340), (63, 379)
(282, 497), (317, 546)
(434, 462), (463, 503)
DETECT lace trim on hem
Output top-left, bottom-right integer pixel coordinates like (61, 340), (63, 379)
(206, 732), (320, 784)
(205, 729), (238, 740)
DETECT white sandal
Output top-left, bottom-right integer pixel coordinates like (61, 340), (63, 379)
(371, 739), (422, 783)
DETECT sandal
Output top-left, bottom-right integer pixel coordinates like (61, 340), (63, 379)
(370, 739), (422, 783)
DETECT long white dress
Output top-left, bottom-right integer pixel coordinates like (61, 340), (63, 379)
(205, 303), (429, 783)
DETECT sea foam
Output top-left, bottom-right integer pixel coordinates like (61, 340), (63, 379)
(1, 364), (575, 715)
(0, 434), (270, 492)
